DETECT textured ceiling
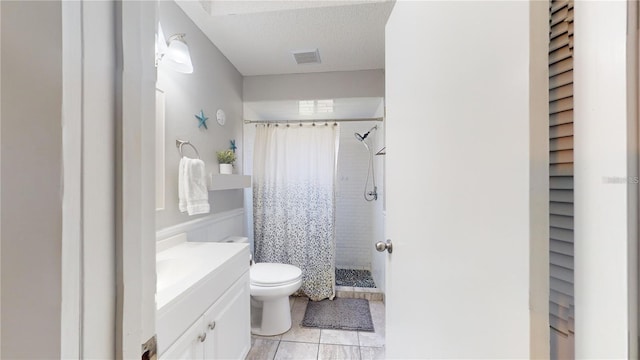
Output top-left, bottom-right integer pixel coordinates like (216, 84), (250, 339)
(175, 0), (394, 76)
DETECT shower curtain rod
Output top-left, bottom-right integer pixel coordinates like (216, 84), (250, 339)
(243, 117), (383, 124)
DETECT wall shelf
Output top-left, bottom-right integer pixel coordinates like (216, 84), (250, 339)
(209, 174), (251, 191)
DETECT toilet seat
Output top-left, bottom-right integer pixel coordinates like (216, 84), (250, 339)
(250, 263), (302, 287)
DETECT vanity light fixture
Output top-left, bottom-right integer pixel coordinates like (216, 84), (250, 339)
(156, 22), (194, 74)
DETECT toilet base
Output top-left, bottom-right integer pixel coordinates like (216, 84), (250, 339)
(251, 296), (292, 336)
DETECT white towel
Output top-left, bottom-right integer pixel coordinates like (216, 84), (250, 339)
(178, 157), (210, 216)
(178, 157), (188, 213)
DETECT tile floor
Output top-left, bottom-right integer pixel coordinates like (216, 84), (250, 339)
(245, 297), (385, 360)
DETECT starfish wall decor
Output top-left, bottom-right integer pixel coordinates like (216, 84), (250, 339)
(195, 110), (208, 129)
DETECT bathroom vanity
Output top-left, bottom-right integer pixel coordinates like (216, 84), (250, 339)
(156, 238), (250, 359)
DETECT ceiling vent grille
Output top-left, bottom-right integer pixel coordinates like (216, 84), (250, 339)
(292, 49), (321, 65)
(198, 0), (212, 14)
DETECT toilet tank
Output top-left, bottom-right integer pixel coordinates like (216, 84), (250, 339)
(223, 236), (252, 264)
(223, 236), (249, 244)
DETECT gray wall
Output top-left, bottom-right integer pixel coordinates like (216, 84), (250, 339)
(243, 69), (384, 101)
(156, 1), (245, 231)
(1, 1), (63, 357)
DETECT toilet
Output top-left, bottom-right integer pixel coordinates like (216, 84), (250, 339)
(225, 236), (302, 336)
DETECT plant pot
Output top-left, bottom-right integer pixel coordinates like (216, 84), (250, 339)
(219, 164), (233, 175)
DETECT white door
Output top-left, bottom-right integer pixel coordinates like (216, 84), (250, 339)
(384, 2), (541, 358)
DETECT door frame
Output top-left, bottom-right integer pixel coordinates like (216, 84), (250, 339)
(61, 1), (121, 357)
(60, 1), (157, 358)
(114, 0), (157, 358)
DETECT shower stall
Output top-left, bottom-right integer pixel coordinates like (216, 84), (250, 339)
(334, 120), (385, 293)
(243, 97), (386, 297)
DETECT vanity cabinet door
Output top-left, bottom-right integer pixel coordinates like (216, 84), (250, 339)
(160, 317), (206, 360)
(203, 273), (251, 360)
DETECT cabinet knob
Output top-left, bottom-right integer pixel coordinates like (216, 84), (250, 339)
(208, 321), (216, 330)
(197, 333), (207, 342)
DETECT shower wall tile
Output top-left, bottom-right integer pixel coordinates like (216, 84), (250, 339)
(335, 121), (381, 269)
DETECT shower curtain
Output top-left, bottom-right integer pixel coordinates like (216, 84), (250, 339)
(253, 123), (339, 301)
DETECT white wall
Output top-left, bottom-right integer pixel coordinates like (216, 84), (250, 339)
(1, 1), (63, 357)
(385, 1), (547, 357)
(574, 1), (638, 357)
(156, 0), (244, 231)
(243, 69), (384, 102)
(0, 1), (3, 354)
(61, 2), (82, 357)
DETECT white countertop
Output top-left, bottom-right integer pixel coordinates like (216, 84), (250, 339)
(156, 241), (248, 310)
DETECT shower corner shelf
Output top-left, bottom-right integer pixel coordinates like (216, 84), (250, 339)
(375, 147), (386, 156)
(208, 174), (251, 191)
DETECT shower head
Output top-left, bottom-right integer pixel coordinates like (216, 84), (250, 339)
(354, 125), (378, 142)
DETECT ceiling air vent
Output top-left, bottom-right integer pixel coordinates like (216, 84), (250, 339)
(292, 49), (321, 65)
(198, 0), (212, 14)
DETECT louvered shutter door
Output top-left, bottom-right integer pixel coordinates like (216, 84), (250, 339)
(549, 0), (575, 338)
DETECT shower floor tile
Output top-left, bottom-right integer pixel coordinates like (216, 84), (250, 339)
(335, 269), (376, 288)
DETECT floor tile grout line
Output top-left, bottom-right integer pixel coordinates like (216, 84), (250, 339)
(280, 339), (320, 345)
(271, 340), (282, 360)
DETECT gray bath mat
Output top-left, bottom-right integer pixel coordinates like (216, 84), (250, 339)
(302, 298), (374, 332)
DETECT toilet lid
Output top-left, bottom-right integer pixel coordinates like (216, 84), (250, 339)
(250, 263), (302, 287)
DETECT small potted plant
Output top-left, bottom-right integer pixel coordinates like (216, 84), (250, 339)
(216, 149), (236, 175)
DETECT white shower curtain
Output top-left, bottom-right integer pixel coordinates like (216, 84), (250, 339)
(253, 123), (339, 301)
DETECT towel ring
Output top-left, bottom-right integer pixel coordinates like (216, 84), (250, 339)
(176, 139), (200, 159)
